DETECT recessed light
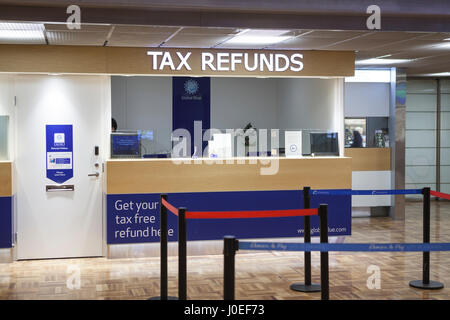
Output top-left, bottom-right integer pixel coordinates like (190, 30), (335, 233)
(423, 72), (450, 77)
(355, 58), (412, 65)
(374, 54), (392, 59)
(345, 69), (391, 83)
(0, 22), (45, 41)
(224, 29), (292, 46)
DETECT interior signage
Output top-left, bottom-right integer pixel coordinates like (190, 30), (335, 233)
(0, 45), (354, 77)
(147, 51), (304, 73)
(144, 48), (355, 77)
(46, 124), (74, 184)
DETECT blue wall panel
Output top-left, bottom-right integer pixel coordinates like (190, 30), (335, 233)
(107, 190), (351, 245)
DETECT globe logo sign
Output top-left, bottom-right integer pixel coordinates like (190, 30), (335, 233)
(184, 79), (199, 95)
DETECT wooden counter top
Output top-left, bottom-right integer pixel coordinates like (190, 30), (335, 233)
(106, 157), (352, 195)
(344, 148), (391, 171)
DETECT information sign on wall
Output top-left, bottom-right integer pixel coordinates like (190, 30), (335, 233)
(46, 125), (74, 184)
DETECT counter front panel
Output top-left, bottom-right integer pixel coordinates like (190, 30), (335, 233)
(0, 162), (13, 248)
(106, 157), (352, 244)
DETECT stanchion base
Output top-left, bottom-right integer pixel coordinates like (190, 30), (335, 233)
(148, 296), (179, 300)
(290, 283), (321, 293)
(409, 280), (444, 290)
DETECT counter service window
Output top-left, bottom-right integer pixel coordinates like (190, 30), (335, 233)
(345, 117), (389, 148)
(110, 76), (345, 159)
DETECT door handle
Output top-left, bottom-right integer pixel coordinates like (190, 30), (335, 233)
(88, 172), (100, 177)
(46, 185), (75, 192)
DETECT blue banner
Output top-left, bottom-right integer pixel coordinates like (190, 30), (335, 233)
(46, 124), (73, 184)
(238, 241), (450, 252)
(0, 196), (12, 248)
(172, 77), (211, 156)
(106, 190), (352, 245)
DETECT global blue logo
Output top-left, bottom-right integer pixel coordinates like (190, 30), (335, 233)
(184, 79), (199, 95)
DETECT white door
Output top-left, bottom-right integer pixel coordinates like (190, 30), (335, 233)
(15, 75), (108, 260)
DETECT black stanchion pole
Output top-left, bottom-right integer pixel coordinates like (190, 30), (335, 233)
(290, 187), (321, 292)
(178, 208), (187, 300)
(224, 236), (238, 300)
(319, 204), (329, 300)
(409, 187), (444, 290)
(149, 194), (177, 300)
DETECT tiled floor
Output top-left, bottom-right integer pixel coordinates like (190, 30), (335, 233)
(1, 201), (449, 300)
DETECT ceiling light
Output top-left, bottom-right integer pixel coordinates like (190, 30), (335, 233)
(224, 29), (292, 45)
(436, 42), (450, 49)
(422, 72), (450, 77)
(0, 22), (45, 41)
(374, 54), (392, 59)
(355, 58), (412, 65)
(345, 69), (391, 83)
(443, 38), (450, 41)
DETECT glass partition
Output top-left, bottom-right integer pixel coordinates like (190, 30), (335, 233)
(345, 118), (366, 148)
(110, 129), (171, 159)
(109, 126), (341, 159)
(344, 117), (389, 148)
(110, 76), (344, 159)
(441, 80), (450, 194)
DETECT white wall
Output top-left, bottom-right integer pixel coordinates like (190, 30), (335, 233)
(277, 78), (345, 155)
(344, 82), (390, 117)
(211, 77), (278, 130)
(277, 78), (340, 130)
(352, 171), (392, 206)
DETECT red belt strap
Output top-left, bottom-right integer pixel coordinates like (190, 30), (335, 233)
(431, 190), (450, 200)
(161, 198), (179, 215)
(185, 208), (318, 219)
(162, 198), (318, 219)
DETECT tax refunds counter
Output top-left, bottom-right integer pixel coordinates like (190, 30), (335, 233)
(0, 44), (368, 260)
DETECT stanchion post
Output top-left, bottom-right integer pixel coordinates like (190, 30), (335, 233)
(178, 207), (187, 300)
(304, 187), (312, 286)
(149, 194), (177, 300)
(290, 187), (321, 292)
(319, 204), (329, 300)
(409, 187), (444, 290)
(224, 236), (238, 300)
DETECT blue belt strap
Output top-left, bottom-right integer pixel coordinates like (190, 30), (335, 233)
(309, 189), (422, 196)
(238, 242), (450, 252)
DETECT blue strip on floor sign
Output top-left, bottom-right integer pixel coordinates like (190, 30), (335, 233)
(238, 242), (450, 252)
(309, 189), (422, 196)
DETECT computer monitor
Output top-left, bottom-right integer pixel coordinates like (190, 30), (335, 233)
(310, 132), (339, 156)
(111, 132), (141, 158)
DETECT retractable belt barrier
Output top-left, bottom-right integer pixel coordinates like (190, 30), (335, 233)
(162, 198), (318, 219)
(238, 241), (450, 252)
(154, 195), (319, 301)
(152, 187), (449, 301)
(310, 189), (422, 196)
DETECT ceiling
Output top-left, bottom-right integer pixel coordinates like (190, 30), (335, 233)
(1, 22), (450, 76)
